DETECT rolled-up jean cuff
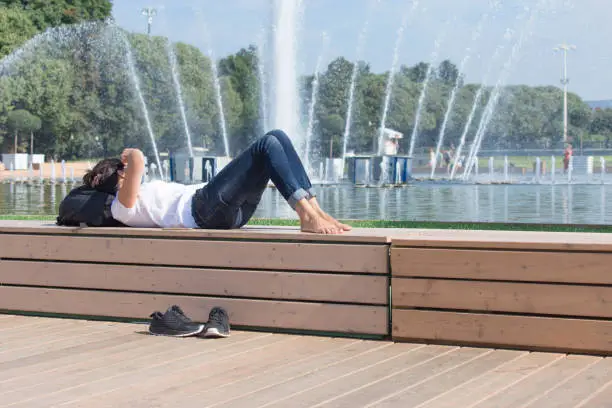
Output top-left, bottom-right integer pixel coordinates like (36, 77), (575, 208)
(288, 188), (310, 209)
(307, 188), (316, 199)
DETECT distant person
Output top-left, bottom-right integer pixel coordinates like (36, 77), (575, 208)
(77, 130), (351, 234)
(443, 149), (452, 173)
(563, 143), (573, 173)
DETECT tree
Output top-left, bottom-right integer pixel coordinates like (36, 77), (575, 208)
(437, 60), (459, 86)
(6, 108), (40, 153)
(0, 6), (37, 57)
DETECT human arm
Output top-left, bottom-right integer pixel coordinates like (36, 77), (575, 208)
(117, 148), (145, 208)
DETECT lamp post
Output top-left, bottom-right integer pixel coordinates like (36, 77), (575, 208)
(141, 7), (157, 35)
(554, 43), (576, 144)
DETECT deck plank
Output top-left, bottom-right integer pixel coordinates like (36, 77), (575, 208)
(416, 352), (562, 408)
(575, 378), (612, 408)
(2, 331), (268, 407)
(521, 358), (612, 407)
(63, 337), (358, 408)
(361, 350), (523, 408)
(470, 355), (598, 408)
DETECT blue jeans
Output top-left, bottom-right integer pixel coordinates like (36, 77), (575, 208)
(191, 130), (314, 229)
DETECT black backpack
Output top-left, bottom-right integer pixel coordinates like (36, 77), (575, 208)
(56, 185), (126, 227)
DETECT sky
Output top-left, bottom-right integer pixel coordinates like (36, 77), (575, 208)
(112, 0), (612, 101)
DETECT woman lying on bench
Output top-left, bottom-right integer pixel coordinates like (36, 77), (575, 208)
(85, 130), (351, 234)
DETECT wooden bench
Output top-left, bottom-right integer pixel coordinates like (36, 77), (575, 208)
(0, 221), (391, 337)
(390, 229), (612, 355)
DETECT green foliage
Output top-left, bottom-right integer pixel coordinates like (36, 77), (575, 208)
(0, 6), (37, 56)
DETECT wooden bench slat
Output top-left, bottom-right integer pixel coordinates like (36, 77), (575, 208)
(0, 286), (389, 335)
(0, 261), (388, 305)
(392, 278), (612, 318)
(0, 235), (388, 274)
(392, 309), (612, 355)
(391, 248), (612, 284)
(0, 220), (391, 243)
(390, 229), (612, 251)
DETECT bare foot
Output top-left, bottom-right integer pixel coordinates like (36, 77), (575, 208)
(295, 199), (343, 234)
(308, 197), (352, 231)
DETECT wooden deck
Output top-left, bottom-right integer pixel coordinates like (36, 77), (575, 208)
(0, 315), (611, 408)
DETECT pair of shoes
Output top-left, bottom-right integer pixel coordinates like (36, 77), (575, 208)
(148, 305), (230, 338)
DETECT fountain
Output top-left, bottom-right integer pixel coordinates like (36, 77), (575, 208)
(271, 0), (302, 149)
(551, 155), (556, 184)
(167, 40), (194, 158)
(503, 155), (509, 182)
(50, 160), (56, 184)
(601, 157), (606, 184)
(408, 29), (447, 159)
(120, 32), (164, 180)
(70, 167), (75, 183)
(207, 47), (230, 157)
(567, 155), (574, 183)
(256, 30), (269, 133)
(535, 157), (542, 183)
(342, 0), (380, 163)
(61, 160), (67, 183)
(488, 157), (494, 178)
(432, 6), (494, 177)
(377, 0), (419, 155)
(304, 32), (329, 172)
(463, 1), (546, 177)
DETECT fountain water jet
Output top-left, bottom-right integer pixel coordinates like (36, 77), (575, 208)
(432, 7), (495, 177)
(342, 0), (382, 162)
(208, 47), (230, 157)
(463, 2), (547, 178)
(271, 0), (302, 148)
(378, 0), (420, 155)
(408, 27), (447, 158)
(256, 30), (270, 133)
(167, 41), (194, 158)
(304, 32), (329, 173)
(120, 33), (164, 179)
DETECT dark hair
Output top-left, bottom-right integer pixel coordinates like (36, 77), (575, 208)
(83, 158), (125, 194)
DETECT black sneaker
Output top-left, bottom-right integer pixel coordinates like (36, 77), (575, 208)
(148, 306), (205, 337)
(202, 307), (230, 338)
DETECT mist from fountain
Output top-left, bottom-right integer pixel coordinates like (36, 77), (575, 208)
(431, 8), (493, 177)
(304, 32), (329, 173)
(167, 41), (194, 158)
(342, 0), (381, 162)
(120, 32), (164, 179)
(407, 28), (447, 158)
(0, 22), (100, 75)
(377, 0), (420, 155)
(272, 0), (302, 149)
(463, 2), (546, 178)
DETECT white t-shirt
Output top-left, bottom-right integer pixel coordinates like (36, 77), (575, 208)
(111, 180), (204, 228)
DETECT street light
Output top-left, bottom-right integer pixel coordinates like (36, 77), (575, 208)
(554, 43), (576, 144)
(141, 7), (157, 35)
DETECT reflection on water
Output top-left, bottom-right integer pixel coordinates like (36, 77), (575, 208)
(0, 181), (610, 225)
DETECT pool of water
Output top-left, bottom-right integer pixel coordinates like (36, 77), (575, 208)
(1, 181), (610, 225)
